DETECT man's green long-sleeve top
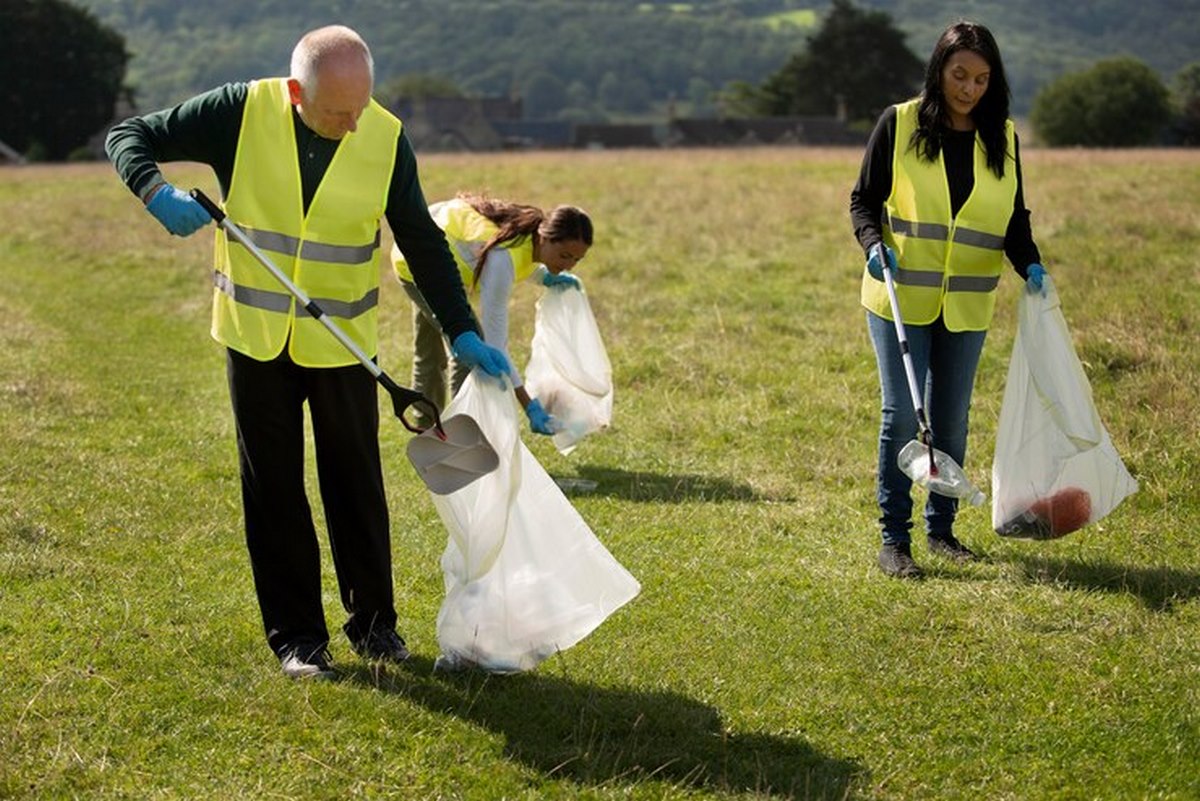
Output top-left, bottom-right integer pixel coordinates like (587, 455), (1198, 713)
(105, 81), (478, 344)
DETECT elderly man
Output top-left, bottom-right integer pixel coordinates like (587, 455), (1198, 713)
(106, 25), (508, 679)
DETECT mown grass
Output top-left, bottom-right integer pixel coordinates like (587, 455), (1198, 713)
(1, 147), (1198, 800)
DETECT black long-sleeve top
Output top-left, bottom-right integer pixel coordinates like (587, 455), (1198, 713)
(105, 81), (478, 343)
(849, 105), (1041, 278)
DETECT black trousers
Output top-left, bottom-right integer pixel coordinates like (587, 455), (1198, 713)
(226, 347), (396, 657)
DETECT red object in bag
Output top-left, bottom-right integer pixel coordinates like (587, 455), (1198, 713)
(1029, 487), (1092, 537)
(997, 486), (1092, 540)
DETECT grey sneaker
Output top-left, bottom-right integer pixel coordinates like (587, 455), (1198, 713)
(280, 644), (336, 680)
(351, 629), (411, 663)
(878, 543), (924, 579)
(928, 532), (977, 562)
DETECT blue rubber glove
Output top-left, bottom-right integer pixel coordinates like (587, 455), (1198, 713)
(866, 244), (898, 281)
(451, 331), (511, 379)
(524, 398), (557, 435)
(542, 270), (581, 291)
(1026, 263), (1047, 295)
(145, 183), (212, 236)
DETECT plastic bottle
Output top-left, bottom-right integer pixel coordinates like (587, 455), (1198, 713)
(553, 476), (598, 493)
(995, 509), (1052, 539)
(897, 439), (986, 506)
(995, 487), (1091, 540)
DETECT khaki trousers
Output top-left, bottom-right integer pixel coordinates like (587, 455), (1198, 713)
(401, 280), (472, 427)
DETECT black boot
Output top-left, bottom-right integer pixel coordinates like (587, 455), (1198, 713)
(878, 543), (923, 579)
(928, 532), (977, 562)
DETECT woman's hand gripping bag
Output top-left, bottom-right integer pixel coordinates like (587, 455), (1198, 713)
(991, 276), (1138, 539)
(525, 281), (613, 455)
(429, 371), (640, 673)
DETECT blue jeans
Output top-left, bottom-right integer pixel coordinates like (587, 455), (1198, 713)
(866, 311), (987, 545)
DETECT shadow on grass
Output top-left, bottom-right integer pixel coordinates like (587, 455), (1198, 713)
(554, 464), (789, 503)
(1011, 554), (1200, 612)
(347, 657), (863, 799)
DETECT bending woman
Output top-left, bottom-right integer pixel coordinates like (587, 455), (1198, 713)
(393, 193), (592, 434)
(849, 21), (1048, 579)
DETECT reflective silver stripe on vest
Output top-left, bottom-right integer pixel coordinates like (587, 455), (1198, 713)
(888, 213), (1004, 251)
(213, 271), (380, 318)
(241, 226), (381, 265)
(952, 227), (1005, 250)
(947, 275), (1000, 292)
(885, 213), (949, 242)
(895, 267), (943, 288)
(213, 270), (292, 313)
(242, 228), (298, 258)
(313, 288), (379, 318)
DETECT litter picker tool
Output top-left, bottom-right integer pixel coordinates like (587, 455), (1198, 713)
(190, 188), (498, 495)
(876, 243), (985, 505)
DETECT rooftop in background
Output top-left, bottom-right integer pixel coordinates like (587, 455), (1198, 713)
(387, 96), (864, 152)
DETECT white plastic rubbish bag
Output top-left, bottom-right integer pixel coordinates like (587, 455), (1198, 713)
(991, 277), (1138, 539)
(430, 371), (640, 673)
(524, 283), (613, 455)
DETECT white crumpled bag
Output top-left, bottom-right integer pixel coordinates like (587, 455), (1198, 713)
(524, 283), (613, 455)
(991, 277), (1138, 539)
(430, 371), (640, 672)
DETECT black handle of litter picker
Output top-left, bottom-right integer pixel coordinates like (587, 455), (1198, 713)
(380, 374), (446, 438)
(188, 188), (446, 440)
(190, 188), (225, 223)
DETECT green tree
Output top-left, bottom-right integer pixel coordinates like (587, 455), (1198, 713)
(565, 80), (593, 109)
(377, 73), (464, 107)
(1, 0), (128, 160)
(520, 71), (567, 120)
(754, 0), (922, 122)
(1031, 56), (1172, 147)
(597, 72), (624, 111)
(595, 70), (653, 115)
(1171, 61), (1200, 145)
(716, 80), (769, 118)
(687, 78), (715, 115)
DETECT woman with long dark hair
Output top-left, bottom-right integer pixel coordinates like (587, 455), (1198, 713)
(849, 21), (1048, 578)
(393, 193), (593, 434)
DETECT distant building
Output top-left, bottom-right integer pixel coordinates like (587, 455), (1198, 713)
(666, 116), (864, 147)
(491, 120), (574, 150)
(574, 124), (659, 150)
(387, 94), (864, 152)
(391, 96), (522, 151)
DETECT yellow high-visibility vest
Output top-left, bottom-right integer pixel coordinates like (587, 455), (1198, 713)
(212, 78), (400, 366)
(392, 198), (537, 289)
(861, 98), (1017, 331)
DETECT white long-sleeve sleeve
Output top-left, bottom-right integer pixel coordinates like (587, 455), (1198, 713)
(476, 248), (523, 388)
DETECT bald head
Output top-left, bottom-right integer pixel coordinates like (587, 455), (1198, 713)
(287, 25), (374, 140)
(290, 25), (374, 93)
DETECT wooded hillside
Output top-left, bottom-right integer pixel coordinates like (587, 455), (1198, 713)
(74, 0), (1200, 116)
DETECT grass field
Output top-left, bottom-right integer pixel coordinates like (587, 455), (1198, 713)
(1, 147), (1198, 800)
